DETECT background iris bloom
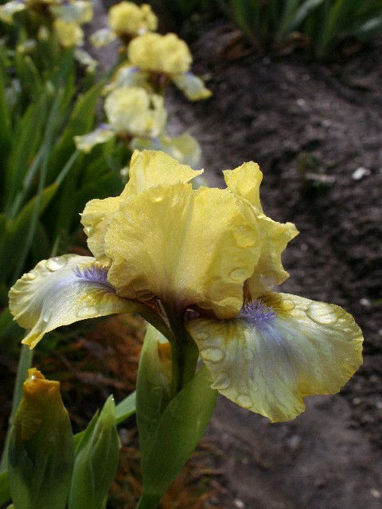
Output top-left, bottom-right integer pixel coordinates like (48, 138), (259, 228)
(9, 150), (363, 422)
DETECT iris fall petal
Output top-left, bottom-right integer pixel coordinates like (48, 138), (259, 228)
(172, 72), (212, 101)
(9, 255), (138, 348)
(187, 292), (363, 422)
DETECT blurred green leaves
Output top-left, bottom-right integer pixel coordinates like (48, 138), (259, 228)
(220, 0), (382, 58)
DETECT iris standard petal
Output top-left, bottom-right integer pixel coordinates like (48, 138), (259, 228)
(128, 33), (192, 74)
(172, 72), (212, 101)
(187, 292), (363, 422)
(105, 182), (260, 317)
(224, 161), (298, 294)
(122, 149), (203, 196)
(81, 196), (123, 260)
(9, 255), (138, 349)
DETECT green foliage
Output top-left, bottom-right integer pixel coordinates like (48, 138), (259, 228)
(220, 0), (382, 58)
(0, 43), (122, 299)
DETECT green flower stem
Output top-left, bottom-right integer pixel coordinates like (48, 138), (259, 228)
(166, 306), (199, 398)
(0, 345), (33, 472)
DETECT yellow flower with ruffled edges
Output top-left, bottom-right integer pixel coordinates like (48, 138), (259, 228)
(91, 2), (157, 48)
(109, 33), (211, 101)
(9, 150), (363, 422)
(110, 2), (157, 37)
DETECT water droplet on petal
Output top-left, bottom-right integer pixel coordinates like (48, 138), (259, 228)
(196, 331), (209, 341)
(151, 195), (164, 203)
(281, 299), (295, 312)
(46, 257), (67, 272)
(307, 302), (337, 325)
(24, 272), (37, 281)
(229, 268), (249, 281)
(76, 306), (98, 318)
(233, 226), (257, 247)
(289, 308), (306, 319)
(237, 394), (252, 409)
(201, 347), (224, 362)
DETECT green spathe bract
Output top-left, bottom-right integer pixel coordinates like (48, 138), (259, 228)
(7, 370), (74, 509)
(68, 396), (121, 509)
(137, 326), (218, 506)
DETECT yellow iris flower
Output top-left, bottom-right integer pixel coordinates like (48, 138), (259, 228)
(0, 0), (92, 48)
(74, 88), (200, 166)
(9, 150), (363, 422)
(108, 33), (211, 101)
(91, 2), (158, 48)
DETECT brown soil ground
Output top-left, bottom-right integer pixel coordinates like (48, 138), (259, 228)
(165, 18), (382, 509)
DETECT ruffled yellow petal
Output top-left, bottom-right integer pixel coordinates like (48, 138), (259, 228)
(54, 20), (84, 48)
(130, 133), (201, 167)
(128, 33), (192, 74)
(104, 183), (260, 317)
(187, 292), (363, 422)
(122, 149), (203, 196)
(172, 72), (212, 101)
(224, 161), (298, 295)
(81, 197), (123, 259)
(104, 87), (167, 138)
(109, 1), (157, 37)
(9, 255), (138, 349)
(224, 161), (263, 212)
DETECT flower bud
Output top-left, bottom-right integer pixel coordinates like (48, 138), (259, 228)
(68, 396), (120, 509)
(8, 368), (74, 509)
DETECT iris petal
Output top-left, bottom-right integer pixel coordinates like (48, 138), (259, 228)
(105, 182), (260, 317)
(74, 125), (114, 153)
(9, 255), (138, 348)
(224, 162), (298, 294)
(172, 72), (212, 101)
(187, 292), (363, 422)
(122, 150), (203, 196)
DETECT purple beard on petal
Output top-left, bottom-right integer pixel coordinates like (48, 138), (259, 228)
(240, 301), (276, 329)
(74, 265), (115, 292)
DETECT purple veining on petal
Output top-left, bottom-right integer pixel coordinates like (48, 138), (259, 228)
(240, 301), (276, 329)
(99, 122), (112, 131)
(74, 265), (115, 292)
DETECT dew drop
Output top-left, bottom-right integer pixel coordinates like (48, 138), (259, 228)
(151, 195), (164, 203)
(196, 332), (209, 341)
(229, 268), (248, 281)
(281, 299), (295, 312)
(289, 308), (306, 319)
(237, 394), (252, 409)
(46, 257), (67, 272)
(307, 302), (337, 325)
(24, 272), (37, 281)
(201, 347), (224, 362)
(76, 306), (98, 318)
(233, 226), (257, 247)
